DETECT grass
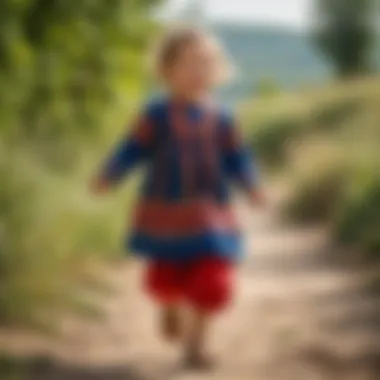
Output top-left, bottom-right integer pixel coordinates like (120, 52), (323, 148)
(0, 144), (137, 328)
(241, 77), (380, 261)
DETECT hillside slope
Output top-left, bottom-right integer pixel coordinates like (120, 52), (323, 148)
(212, 23), (332, 103)
(241, 78), (380, 260)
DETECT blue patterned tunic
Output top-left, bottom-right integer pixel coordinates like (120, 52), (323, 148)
(99, 97), (258, 262)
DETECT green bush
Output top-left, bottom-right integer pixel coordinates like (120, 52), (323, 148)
(251, 116), (302, 168)
(284, 164), (347, 223)
(334, 176), (380, 260)
(0, 151), (125, 327)
(311, 97), (364, 131)
(0, 0), (159, 329)
(244, 79), (380, 262)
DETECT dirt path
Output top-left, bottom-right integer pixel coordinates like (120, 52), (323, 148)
(1, 195), (379, 380)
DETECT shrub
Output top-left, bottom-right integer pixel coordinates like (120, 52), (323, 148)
(311, 97), (364, 131)
(0, 150), (122, 328)
(284, 164), (346, 223)
(244, 79), (380, 263)
(251, 116), (302, 168)
(334, 175), (380, 261)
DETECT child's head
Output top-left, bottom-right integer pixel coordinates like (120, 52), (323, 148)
(152, 26), (232, 100)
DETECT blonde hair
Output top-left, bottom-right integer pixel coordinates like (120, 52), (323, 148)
(150, 25), (234, 84)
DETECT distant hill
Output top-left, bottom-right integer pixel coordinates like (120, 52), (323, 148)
(211, 23), (332, 103)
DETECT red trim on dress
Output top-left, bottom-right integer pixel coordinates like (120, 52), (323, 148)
(133, 199), (238, 236)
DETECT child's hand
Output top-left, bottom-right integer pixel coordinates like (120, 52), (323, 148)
(250, 189), (266, 207)
(90, 177), (109, 195)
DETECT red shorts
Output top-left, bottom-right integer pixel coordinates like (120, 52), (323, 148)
(145, 257), (235, 313)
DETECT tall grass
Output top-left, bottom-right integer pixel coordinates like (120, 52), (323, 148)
(0, 144), (136, 328)
(242, 78), (380, 261)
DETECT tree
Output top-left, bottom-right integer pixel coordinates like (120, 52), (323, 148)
(314, 0), (376, 77)
(0, 0), (161, 164)
(0, 0), (163, 326)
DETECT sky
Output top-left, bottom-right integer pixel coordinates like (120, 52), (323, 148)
(165, 0), (314, 30)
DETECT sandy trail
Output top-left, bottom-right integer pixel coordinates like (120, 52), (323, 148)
(1, 194), (379, 380)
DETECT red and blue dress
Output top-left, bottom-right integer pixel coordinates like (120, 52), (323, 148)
(99, 98), (258, 310)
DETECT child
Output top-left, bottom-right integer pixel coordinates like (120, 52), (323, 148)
(92, 26), (264, 369)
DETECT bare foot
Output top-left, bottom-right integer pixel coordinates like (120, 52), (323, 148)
(182, 308), (214, 370)
(183, 351), (215, 371)
(160, 305), (181, 342)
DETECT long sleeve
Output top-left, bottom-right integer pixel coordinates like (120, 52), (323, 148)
(99, 106), (156, 186)
(220, 112), (259, 192)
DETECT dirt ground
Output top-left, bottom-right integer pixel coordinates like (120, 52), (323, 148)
(0, 194), (379, 380)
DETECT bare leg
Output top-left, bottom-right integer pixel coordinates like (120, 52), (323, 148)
(183, 309), (214, 370)
(160, 303), (182, 342)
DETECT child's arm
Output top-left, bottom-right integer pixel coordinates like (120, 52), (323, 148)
(221, 112), (265, 206)
(91, 105), (157, 194)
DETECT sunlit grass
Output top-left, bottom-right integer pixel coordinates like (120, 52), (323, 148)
(242, 77), (380, 260)
(0, 144), (137, 327)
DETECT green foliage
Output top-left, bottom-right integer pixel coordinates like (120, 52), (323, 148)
(0, 353), (51, 380)
(251, 117), (302, 168)
(0, 354), (22, 380)
(314, 0), (376, 77)
(0, 0), (160, 327)
(0, 151), (112, 326)
(243, 78), (380, 260)
(335, 172), (380, 259)
(312, 97), (363, 130)
(246, 83), (370, 170)
(285, 164), (346, 223)
(0, 0), (160, 164)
